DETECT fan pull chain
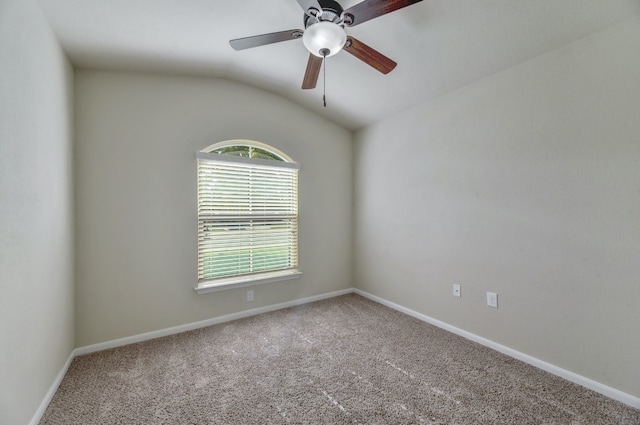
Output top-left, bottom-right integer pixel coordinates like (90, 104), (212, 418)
(323, 58), (326, 108)
(320, 48), (329, 108)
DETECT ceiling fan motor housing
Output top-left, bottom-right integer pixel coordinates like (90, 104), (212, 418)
(303, 0), (345, 27)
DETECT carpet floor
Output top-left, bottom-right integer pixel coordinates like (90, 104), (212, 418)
(40, 294), (640, 424)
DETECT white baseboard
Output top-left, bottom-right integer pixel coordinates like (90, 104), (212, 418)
(29, 349), (76, 425)
(31, 286), (639, 424)
(32, 288), (354, 424)
(354, 288), (640, 410)
(75, 288), (354, 356)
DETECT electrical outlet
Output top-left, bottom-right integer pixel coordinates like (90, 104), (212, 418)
(487, 292), (498, 308)
(453, 284), (461, 297)
(247, 289), (254, 302)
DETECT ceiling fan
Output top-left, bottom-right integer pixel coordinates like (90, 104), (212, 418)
(229, 0), (423, 90)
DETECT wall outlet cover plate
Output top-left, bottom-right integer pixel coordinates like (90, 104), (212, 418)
(487, 292), (498, 308)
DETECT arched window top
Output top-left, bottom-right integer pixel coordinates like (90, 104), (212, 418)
(202, 140), (295, 163)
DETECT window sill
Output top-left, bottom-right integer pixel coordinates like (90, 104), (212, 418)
(194, 270), (302, 294)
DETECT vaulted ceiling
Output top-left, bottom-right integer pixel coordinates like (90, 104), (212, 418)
(35, 0), (640, 130)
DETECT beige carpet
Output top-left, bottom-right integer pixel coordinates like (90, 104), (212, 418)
(40, 294), (639, 424)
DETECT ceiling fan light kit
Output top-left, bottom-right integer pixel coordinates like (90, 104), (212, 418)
(229, 0), (423, 93)
(302, 0), (348, 57)
(303, 21), (347, 58)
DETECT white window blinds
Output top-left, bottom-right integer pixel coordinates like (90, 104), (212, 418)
(196, 152), (299, 284)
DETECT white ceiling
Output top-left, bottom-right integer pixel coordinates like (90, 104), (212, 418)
(35, 0), (640, 130)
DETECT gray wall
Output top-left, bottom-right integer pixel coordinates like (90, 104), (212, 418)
(74, 70), (353, 347)
(0, 0), (75, 423)
(354, 16), (640, 398)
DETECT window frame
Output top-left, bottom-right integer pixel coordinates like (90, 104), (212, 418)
(195, 141), (301, 294)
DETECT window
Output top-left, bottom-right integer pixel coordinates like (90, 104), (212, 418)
(195, 140), (300, 293)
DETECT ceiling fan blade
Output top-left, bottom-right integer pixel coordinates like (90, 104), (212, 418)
(343, 36), (397, 74)
(297, 0), (323, 16)
(229, 29), (303, 51)
(343, 0), (423, 27)
(302, 54), (323, 89)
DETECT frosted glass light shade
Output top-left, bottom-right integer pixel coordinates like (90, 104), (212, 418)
(303, 22), (347, 57)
